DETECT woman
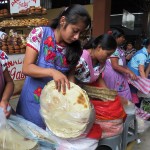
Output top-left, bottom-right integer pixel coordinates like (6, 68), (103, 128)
(128, 38), (150, 77)
(103, 28), (136, 101)
(75, 34), (117, 87)
(127, 38), (150, 106)
(75, 34), (126, 139)
(0, 50), (14, 118)
(16, 4), (91, 129)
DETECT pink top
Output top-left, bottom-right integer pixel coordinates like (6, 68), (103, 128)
(75, 50), (105, 83)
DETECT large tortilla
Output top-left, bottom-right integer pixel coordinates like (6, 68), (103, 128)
(40, 80), (92, 139)
(0, 127), (38, 150)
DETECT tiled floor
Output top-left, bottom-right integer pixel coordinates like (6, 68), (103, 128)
(9, 98), (150, 150)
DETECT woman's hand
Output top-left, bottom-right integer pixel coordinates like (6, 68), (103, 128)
(0, 100), (11, 118)
(51, 69), (70, 94)
(128, 70), (137, 80)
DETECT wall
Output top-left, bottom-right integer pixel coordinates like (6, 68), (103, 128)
(43, 4), (93, 22)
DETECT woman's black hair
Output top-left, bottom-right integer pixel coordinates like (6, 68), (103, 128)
(65, 40), (82, 68)
(50, 4), (91, 30)
(144, 38), (150, 48)
(50, 4), (91, 68)
(83, 34), (117, 51)
(109, 28), (125, 39)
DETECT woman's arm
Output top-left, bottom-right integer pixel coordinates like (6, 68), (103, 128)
(0, 68), (14, 118)
(110, 57), (136, 80)
(67, 67), (76, 83)
(145, 63), (150, 78)
(139, 64), (146, 78)
(23, 46), (70, 92)
(97, 74), (107, 88)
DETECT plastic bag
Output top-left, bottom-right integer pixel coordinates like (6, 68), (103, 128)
(91, 95), (126, 120)
(0, 108), (6, 129)
(136, 116), (150, 133)
(95, 119), (123, 138)
(0, 109), (38, 150)
(123, 100), (136, 115)
(7, 115), (57, 149)
(46, 129), (98, 150)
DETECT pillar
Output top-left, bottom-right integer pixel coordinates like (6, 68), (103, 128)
(92, 0), (111, 37)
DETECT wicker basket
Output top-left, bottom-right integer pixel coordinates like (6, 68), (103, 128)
(82, 85), (117, 101)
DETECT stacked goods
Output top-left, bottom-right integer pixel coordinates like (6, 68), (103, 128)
(0, 18), (49, 27)
(0, 9), (10, 17)
(82, 85), (117, 101)
(82, 85), (126, 138)
(19, 6), (47, 14)
(0, 29), (27, 54)
(40, 80), (94, 139)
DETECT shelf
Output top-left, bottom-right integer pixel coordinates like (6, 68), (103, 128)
(0, 26), (35, 29)
(0, 12), (47, 19)
(0, 25), (48, 29)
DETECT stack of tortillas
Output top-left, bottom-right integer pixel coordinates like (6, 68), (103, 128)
(0, 127), (38, 150)
(40, 80), (93, 139)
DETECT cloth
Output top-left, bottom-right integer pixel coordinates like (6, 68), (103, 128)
(128, 76), (150, 94)
(16, 27), (71, 129)
(103, 47), (132, 100)
(75, 50), (105, 83)
(127, 47), (150, 76)
(0, 50), (8, 100)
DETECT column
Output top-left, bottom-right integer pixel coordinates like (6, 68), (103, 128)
(92, 0), (111, 37)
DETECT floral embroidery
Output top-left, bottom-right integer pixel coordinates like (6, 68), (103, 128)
(0, 51), (8, 60)
(34, 87), (42, 103)
(43, 36), (68, 67)
(0, 50), (8, 71)
(44, 36), (54, 48)
(29, 27), (42, 44)
(45, 50), (56, 61)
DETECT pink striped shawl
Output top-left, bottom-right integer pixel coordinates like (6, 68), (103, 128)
(128, 76), (150, 94)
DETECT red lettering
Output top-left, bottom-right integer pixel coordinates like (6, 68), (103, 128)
(10, 67), (16, 80)
(11, 0), (19, 6)
(7, 59), (23, 68)
(9, 67), (25, 80)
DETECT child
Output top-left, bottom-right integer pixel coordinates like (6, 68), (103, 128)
(0, 50), (14, 118)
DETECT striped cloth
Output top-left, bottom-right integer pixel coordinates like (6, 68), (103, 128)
(127, 76), (150, 94)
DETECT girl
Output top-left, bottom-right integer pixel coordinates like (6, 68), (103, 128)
(0, 50), (14, 118)
(103, 28), (136, 101)
(16, 4), (91, 129)
(125, 41), (136, 63)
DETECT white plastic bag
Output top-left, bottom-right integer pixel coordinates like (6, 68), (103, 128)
(0, 109), (38, 150)
(123, 101), (136, 115)
(7, 115), (57, 149)
(0, 108), (6, 129)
